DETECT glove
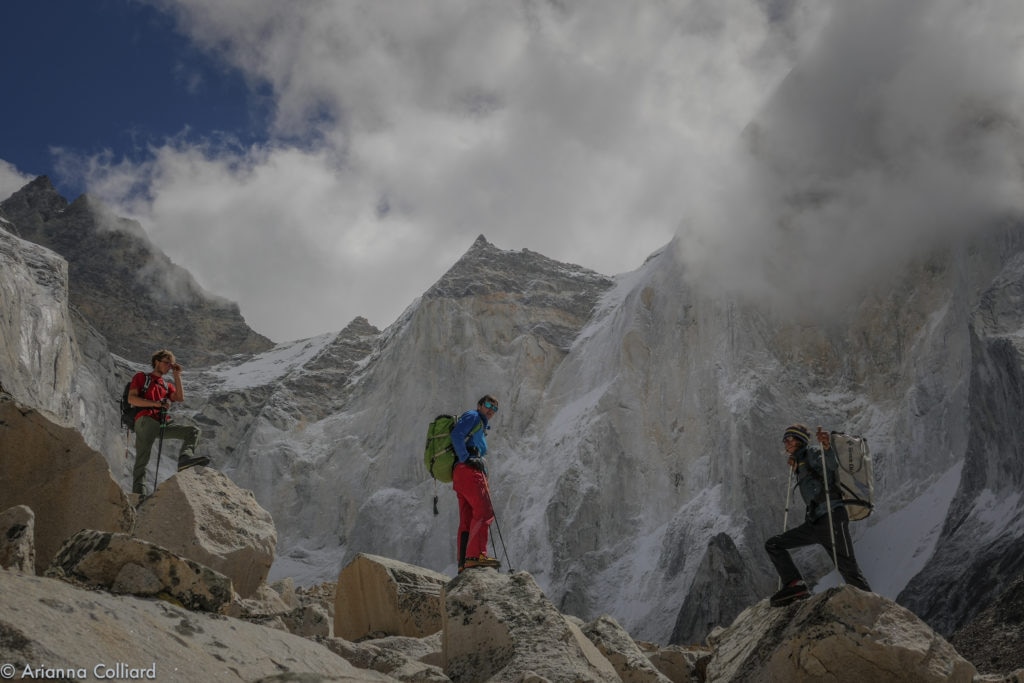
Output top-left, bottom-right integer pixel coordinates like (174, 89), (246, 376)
(465, 457), (487, 474)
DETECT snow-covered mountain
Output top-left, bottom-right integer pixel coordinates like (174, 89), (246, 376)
(4, 179), (1023, 644)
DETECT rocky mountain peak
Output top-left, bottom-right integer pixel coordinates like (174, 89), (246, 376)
(0, 175), (69, 228)
(424, 234), (615, 353)
(339, 315), (379, 337)
(428, 234), (613, 301)
(0, 177), (272, 366)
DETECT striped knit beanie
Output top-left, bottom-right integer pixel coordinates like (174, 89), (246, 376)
(783, 423), (810, 445)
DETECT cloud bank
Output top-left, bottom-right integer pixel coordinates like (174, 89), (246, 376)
(678, 0), (1024, 315)
(53, 0), (820, 342)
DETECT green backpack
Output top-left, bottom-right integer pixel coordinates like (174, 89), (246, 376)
(423, 413), (482, 483)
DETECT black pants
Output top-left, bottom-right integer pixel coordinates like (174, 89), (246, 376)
(765, 507), (871, 591)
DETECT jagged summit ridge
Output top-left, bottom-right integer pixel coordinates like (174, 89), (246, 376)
(0, 176), (272, 366)
(425, 234), (615, 350)
(429, 234), (612, 298)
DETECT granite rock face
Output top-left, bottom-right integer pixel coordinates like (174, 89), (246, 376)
(670, 532), (762, 646)
(950, 572), (1024, 676)
(0, 224), (75, 421)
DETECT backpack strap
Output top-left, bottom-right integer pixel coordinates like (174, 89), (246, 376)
(462, 416), (485, 450)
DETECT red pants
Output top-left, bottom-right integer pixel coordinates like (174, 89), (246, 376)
(452, 463), (494, 562)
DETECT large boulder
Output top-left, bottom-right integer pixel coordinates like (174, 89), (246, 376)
(703, 586), (977, 682)
(334, 553), (450, 640)
(321, 635), (448, 682)
(0, 569), (394, 682)
(226, 580), (335, 638)
(133, 467), (276, 597)
(442, 568), (619, 682)
(0, 397), (135, 574)
(582, 614), (673, 682)
(644, 644), (710, 683)
(48, 529), (233, 612)
(0, 504), (36, 572)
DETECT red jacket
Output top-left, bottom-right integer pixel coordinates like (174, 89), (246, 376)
(130, 372), (175, 422)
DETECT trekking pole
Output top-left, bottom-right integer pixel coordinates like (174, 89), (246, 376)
(152, 406), (167, 494)
(779, 466), (794, 590)
(819, 441), (841, 576)
(491, 511), (513, 572)
(483, 478), (514, 572)
(783, 466), (794, 533)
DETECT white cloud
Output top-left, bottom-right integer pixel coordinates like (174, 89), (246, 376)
(675, 0), (1024, 316)
(66, 1), (827, 341)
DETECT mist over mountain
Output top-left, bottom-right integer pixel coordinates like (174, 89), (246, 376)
(3, 175), (1024, 646)
(0, 176), (272, 366)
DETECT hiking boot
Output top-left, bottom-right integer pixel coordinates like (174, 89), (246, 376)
(463, 554), (501, 570)
(178, 454), (211, 471)
(770, 581), (810, 607)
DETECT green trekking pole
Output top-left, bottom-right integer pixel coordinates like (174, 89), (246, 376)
(152, 406), (167, 493)
(819, 434), (841, 575)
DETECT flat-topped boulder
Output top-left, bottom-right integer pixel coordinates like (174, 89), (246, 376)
(334, 553), (450, 641)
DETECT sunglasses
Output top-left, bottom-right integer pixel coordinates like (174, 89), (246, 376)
(482, 401), (498, 413)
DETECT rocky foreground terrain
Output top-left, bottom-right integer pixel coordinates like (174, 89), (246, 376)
(2, 394), (1023, 683)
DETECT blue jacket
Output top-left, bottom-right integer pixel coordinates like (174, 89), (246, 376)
(451, 409), (489, 463)
(794, 444), (844, 522)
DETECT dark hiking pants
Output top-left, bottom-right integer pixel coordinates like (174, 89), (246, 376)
(765, 506), (871, 591)
(132, 416), (201, 494)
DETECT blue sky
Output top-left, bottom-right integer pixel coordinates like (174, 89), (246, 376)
(2, 1), (1022, 344)
(1, 0), (267, 199)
